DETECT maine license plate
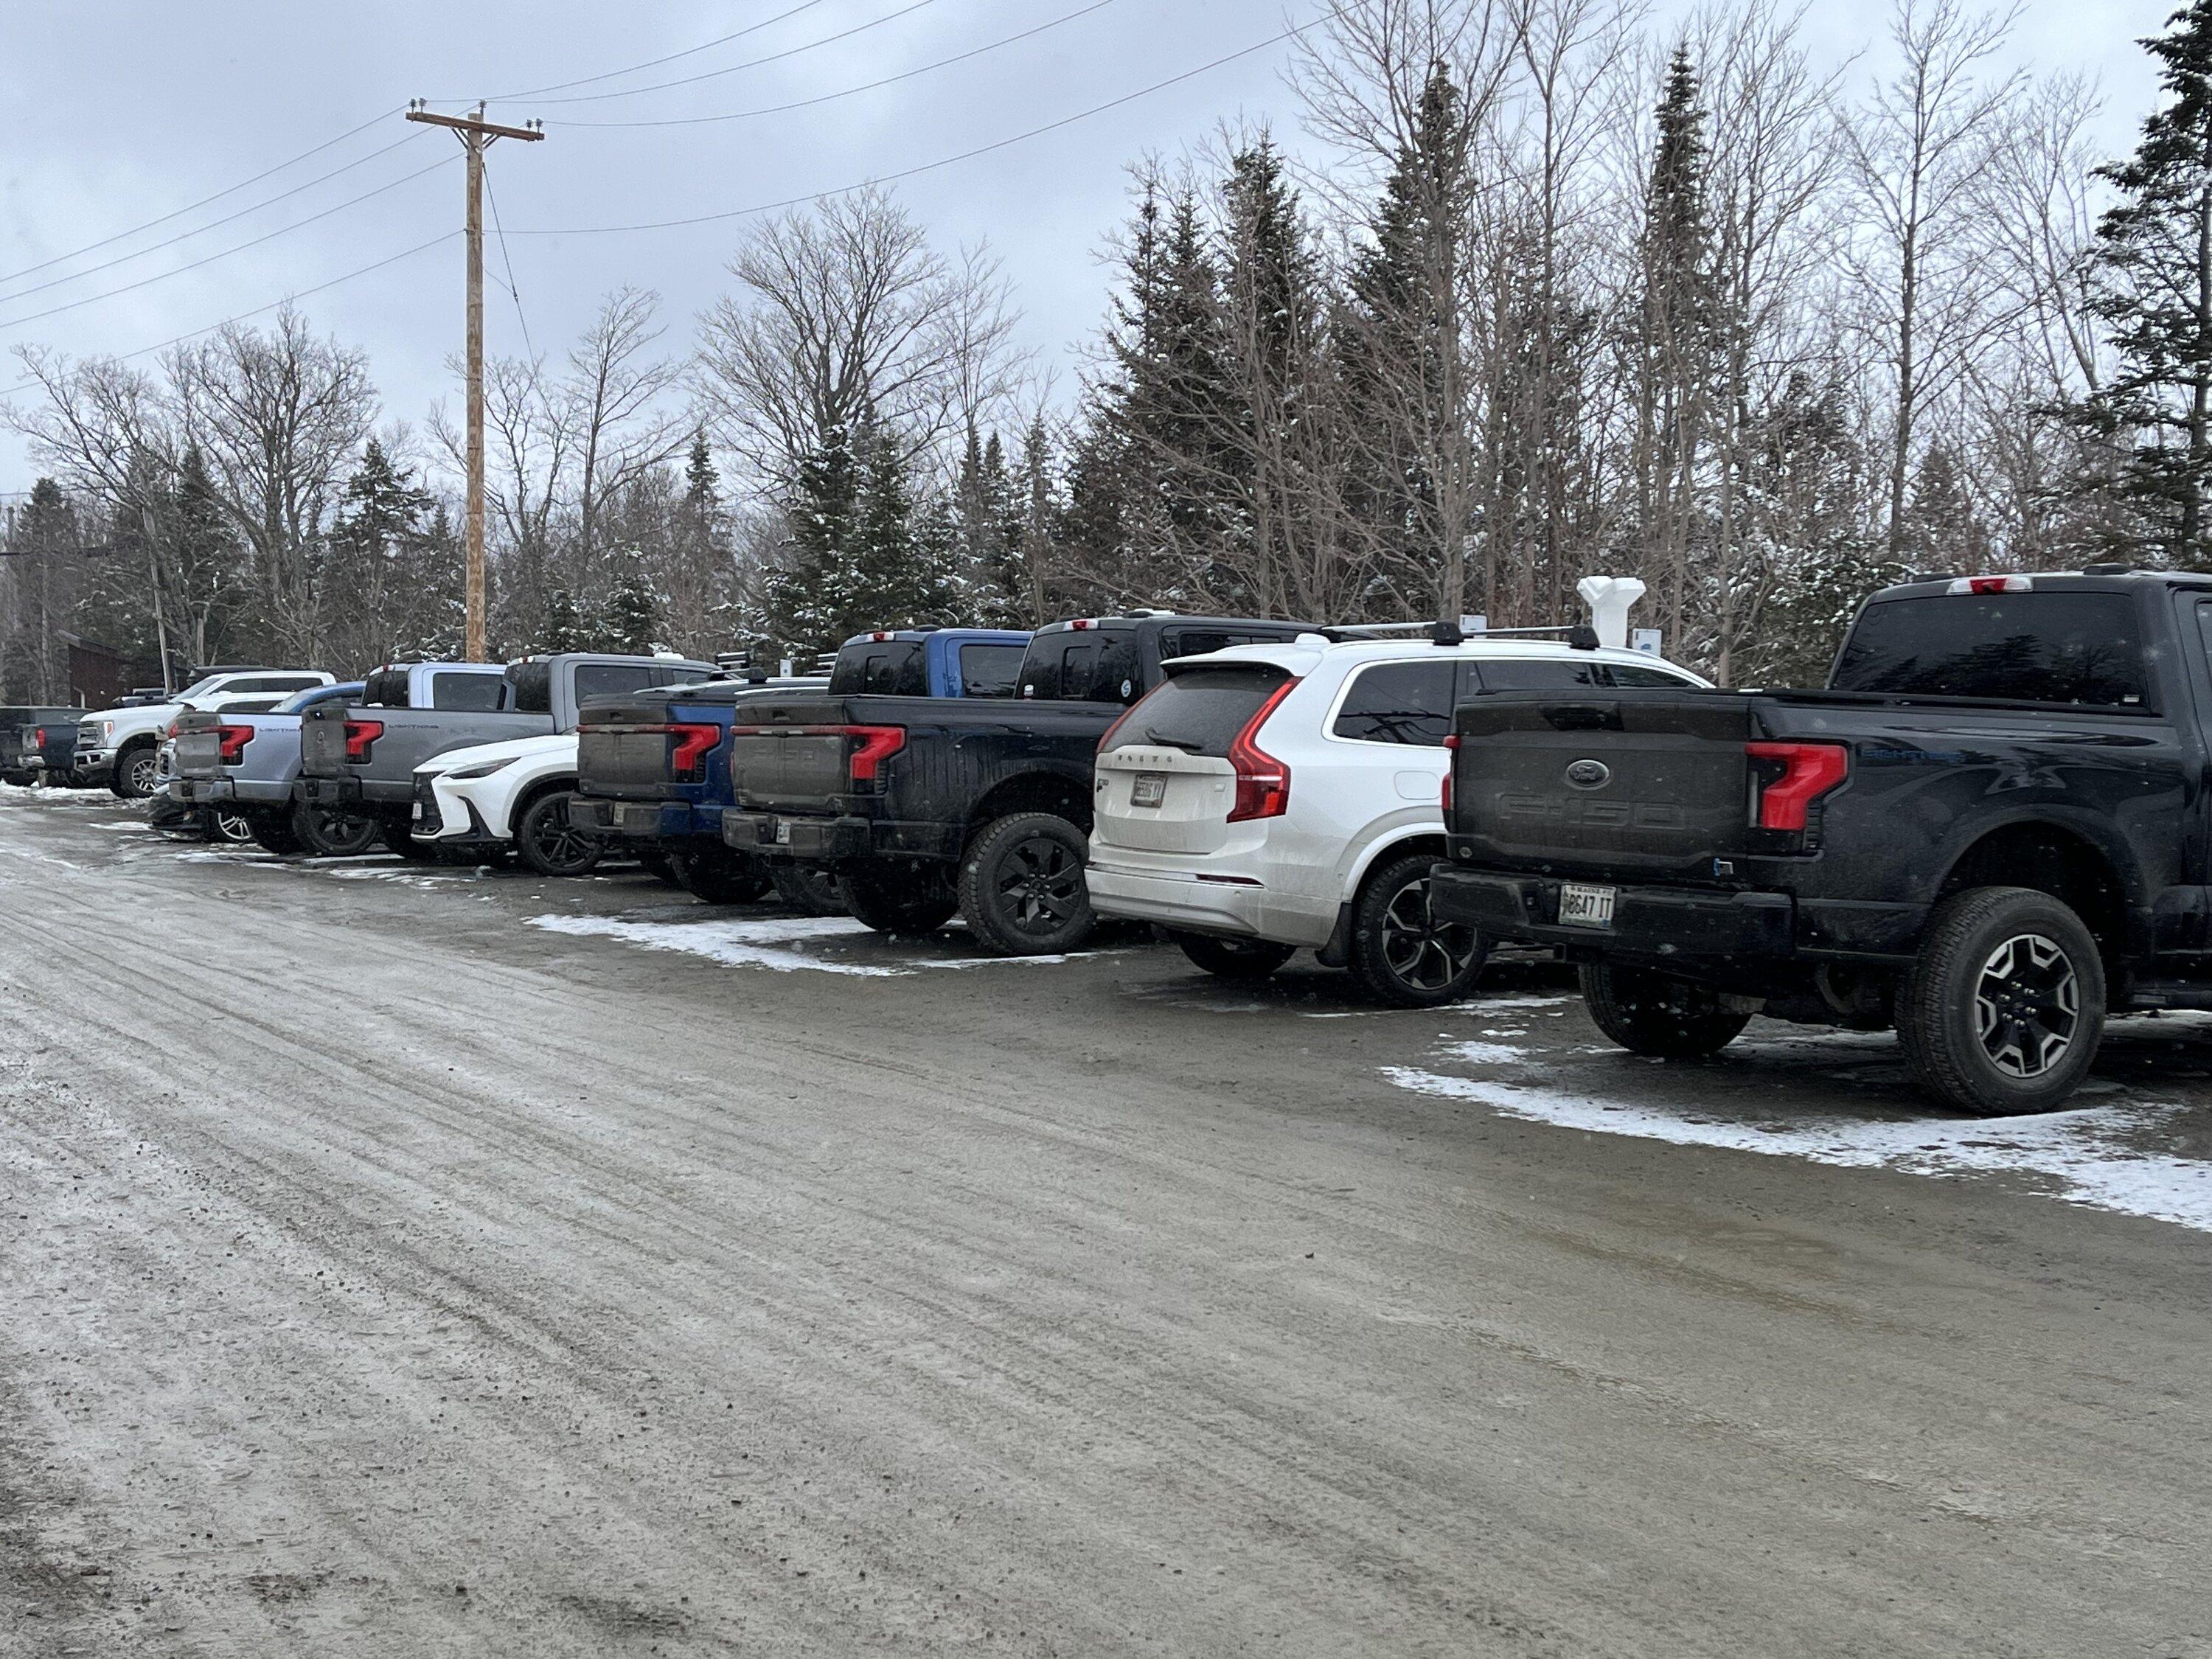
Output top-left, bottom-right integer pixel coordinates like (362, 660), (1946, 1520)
(1558, 882), (1616, 928)
(1130, 774), (1167, 808)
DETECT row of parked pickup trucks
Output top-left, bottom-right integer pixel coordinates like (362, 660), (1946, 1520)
(25, 563), (2194, 1119)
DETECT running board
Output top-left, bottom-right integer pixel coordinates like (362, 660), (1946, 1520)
(2122, 981), (2212, 1012)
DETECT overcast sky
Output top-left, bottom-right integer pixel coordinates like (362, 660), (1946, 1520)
(0, 0), (2173, 493)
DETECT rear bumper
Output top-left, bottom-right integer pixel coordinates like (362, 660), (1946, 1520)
(1430, 868), (1799, 959)
(299, 773), (408, 817)
(572, 798), (714, 841)
(722, 810), (961, 862)
(1085, 860), (1337, 947)
(170, 776), (290, 807)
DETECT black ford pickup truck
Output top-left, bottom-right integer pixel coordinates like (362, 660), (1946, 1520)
(1430, 569), (2212, 1114)
(717, 614), (1314, 953)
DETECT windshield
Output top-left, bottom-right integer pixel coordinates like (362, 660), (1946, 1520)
(274, 684), (355, 714)
(174, 675), (223, 701)
(1832, 592), (2149, 707)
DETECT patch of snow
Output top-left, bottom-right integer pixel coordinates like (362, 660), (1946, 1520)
(1382, 1065), (2212, 1233)
(1441, 1040), (1526, 1065)
(88, 820), (152, 832)
(528, 913), (905, 977)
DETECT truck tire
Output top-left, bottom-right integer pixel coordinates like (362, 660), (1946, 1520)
(1895, 886), (2105, 1116)
(638, 849), (679, 886)
(113, 741), (160, 799)
(516, 790), (602, 877)
(669, 845), (771, 905)
(1580, 963), (1753, 1057)
(1172, 932), (1297, 981)
(840, 863), (957, 935)
(1346, 851), (1486, 1007)
(248, 810), (304, 856)
(957, 812), (1095, 956)
(770, 861), (848, 917)
(293, 800), (380, 858)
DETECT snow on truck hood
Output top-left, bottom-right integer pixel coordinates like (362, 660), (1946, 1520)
(415, 732), (577, 776)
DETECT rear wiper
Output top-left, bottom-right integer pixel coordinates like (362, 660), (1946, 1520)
(1141, 727), (1202, 753)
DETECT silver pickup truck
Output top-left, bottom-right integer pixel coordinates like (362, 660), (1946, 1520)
(297, 653), (720, 858)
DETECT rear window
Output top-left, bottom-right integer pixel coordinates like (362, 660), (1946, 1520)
(959, 643), (1023, 698)
(431, 671), (506, 712)
(1125, 665), (1291, 757)
(1019, 630), (1139, 703)
(1332, 661), (1457, 746)
(1832, 593), (2149, 707)
(574, 663), (671, 703)
(830, 641), (926, 696)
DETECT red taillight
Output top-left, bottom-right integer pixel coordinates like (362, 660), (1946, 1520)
(33, 729), (48, 750)
(215, 723), (254, 765)
(726, 724), (906, 785)
(668, 722), (721, 780)
(1225, 678), (1298, 822)
(1948, 574), (2031, 595)
(844, 725), (905, 782)
(1746, 740), (1848, 831)
(343, 718), (383, 762)
(1441, 733), (1458, 817)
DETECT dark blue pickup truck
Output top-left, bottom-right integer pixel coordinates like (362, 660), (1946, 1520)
(572, 628), (1032, 903)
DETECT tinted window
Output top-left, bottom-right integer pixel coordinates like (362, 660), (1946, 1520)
(222, 698), (285, 714)
(959, 643), (1023, 698)
(830, 641), (927, 696)
(1472, 658), (1609, 691)
(1832, 593), (2149, 706)
(574, 663), (666, 702)
(1332, 661), (1458, 745)
(1607, 661), (1698, 688)
(275, 684), (358, 714)
(431, 671), (506, 712)
(1020, 631), (1138, 702)
(1119, 666), (1291, 757)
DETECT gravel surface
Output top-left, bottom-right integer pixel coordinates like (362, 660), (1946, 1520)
(3, 787), (2209, 1657)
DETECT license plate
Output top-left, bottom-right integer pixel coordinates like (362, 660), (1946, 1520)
(410, 801), (423, 820)
(774, 821), (793, 846)
(1130, 774), (1167, 808)
(1558, 883), (1616, 928)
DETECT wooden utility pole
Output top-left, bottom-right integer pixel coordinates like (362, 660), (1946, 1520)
(405, 101), (543, 662)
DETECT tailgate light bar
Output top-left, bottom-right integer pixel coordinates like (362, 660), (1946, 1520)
(727, 723), (907, 783)
(1441, 733), (1458, 816)
(1745, 741), (1848, 831)
(342, 717), (384, 762)
(215, 723), (256, 765)
(587, 720), (723, 780)
(1947, 574), (2031, 595)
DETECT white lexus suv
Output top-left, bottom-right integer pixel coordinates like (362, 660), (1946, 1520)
(1086, 629), (1708, 1005)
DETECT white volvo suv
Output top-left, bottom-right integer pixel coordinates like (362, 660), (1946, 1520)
(1086, 631), (1708, 1005)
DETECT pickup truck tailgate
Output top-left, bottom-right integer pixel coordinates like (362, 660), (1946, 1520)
(171, 710), (223, 778)
(1452, 689), (1756, 875)
(299, 703), (348, 775)
(578, 698), (686, 797)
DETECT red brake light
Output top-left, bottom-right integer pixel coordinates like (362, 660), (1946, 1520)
(1225, 678), (1298, 822)
(1746, 740), (1848, 831)
(343, 717), (384, 762)
(668, 722), (721, 780)
(33, 729), (48, 750)
(1071, 618), (1093, 630)
(844, 725), (905, 782)
(1441, 733), (1458, 817)
(1948, 574), (2031, 595)
(215, 723), (254, 765)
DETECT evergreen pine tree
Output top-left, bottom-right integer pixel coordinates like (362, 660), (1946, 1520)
(2077, 0), (2212, 560)
(765, 419), (862, 654)
(541, 585), (589, 653)
(601, 546), (658, 653)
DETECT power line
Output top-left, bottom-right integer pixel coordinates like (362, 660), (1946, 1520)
(471, 0), (835, 102)
(0, 232), (458, 400)
(511, 14), (1329, 237)
(0, 107), (403, 288)
(554, 0), (1121, 129)
(528, 0), (950, 107)
(0, 156), (459, 334)
(0, 132), (432, 307)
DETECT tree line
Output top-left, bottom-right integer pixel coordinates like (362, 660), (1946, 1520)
(7, 0), (2212, 702)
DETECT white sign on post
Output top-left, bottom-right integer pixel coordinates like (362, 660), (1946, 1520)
(1631, 627), (1663, 655)
(1461, 614), (1486, 636)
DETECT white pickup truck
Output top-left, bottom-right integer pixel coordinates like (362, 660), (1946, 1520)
(77, 669), (335, 798)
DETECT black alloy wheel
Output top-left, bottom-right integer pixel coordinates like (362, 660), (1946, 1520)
(769, 861), (849, 917)
(839, 861), (959, 935)
(204, 807), (258, 846)
(1346, 851), (1486, 1007)
(669, 846), (772, 905)
(1896, 886), (2105, 1116)
(293, 801), (382, 858)
(516, 790), (603, 878)
(957, 812), (1096, 956)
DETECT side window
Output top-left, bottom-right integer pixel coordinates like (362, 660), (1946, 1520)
(431, 672), (506, 712)
(1163, 628), (1236, 659)
(1605, 662), (1698, 689)
(572, 663), (663, 703)
(1057, 642), (1095, 700)
(959, 644), (1023, 698)
(1332, 661), (1458, 746)
(1470, 658), (1608, 692)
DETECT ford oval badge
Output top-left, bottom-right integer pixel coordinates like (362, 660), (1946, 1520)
(1565, 759), (1610, 790)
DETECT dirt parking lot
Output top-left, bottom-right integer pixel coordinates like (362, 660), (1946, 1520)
(4, 785), (2210, 1657)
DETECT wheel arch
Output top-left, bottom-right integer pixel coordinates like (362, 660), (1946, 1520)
(1931, 818), (2135, 964)
(1345, 827), (1450, 901)
(967, 767), (1093, 838)
(503, 771), (580, 841)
